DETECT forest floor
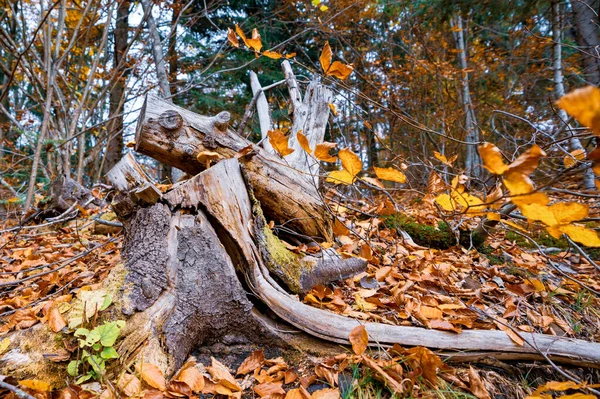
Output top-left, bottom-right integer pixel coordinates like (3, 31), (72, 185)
(0, 185), (599, 399)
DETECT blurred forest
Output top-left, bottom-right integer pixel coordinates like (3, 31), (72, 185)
(1, 0), (599, 208)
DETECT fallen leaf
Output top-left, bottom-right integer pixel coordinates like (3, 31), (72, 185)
(207, 357), (241, 392)
(118, 373), (142, 397)
(373, 166), (406, 184)
(348, 325), (368, 355)
(468, 366), (491, 399)
(237, 349), (265, 375)
(177, 366), (205, 393)
(136, 363), (166, 391)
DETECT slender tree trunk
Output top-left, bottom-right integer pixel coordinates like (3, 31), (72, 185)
(571, 0), (600, 86)
(553, 0), (596, 189)
(451, 15), (482, 180)
(141, 0), (179, 182)
(104, 0), (130, 175)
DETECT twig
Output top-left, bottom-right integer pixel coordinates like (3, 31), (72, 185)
(564, 235), (600, 273)
(0, 380), (37, 399)
(237, 79), (285, 136)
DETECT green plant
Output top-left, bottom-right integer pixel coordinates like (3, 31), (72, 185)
(67, 320), (125, 384)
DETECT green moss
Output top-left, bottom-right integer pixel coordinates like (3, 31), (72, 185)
(262, 227), (314, 293)
(478, 244), (505, 266)
(384, 214), (456, 249)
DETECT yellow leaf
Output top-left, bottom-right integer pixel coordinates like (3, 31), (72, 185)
(551, 202), (589, 225)
(327, 170), (355, 185)
(268, 129), (294, 157)
(510, 192), (550, 207)
(435, 193), (455, 211)
(246, 28), (262, 52)
(559, 224), (600, 247)
(373, 166), (406, 184)
(452, 191), (485, 214)
(557, 85), (600, 135)
(479, 142), (509, 175)
(339, 148), (362, 177)
(328, 103), (337, 116)
(348, 325), (368, 355)
(19, 380), (51, 392)
(593, 163), (600, 175)
(503, 171), (534, 196)
(540, 381), (582, 391)
(297, 131), (311, 154)
(262, 50), (282, 59)
(327, 61), (354, 80)
(285, 52), (296, 59)
(487, 212), (501, 221)
(519, 203), (558, 226)
(557, 394), (597, 399)
(320, 41), (332, 74)
(227, 27), (239, 48)
(136, 363), (166, 391)
(433, 151), (457, 167)
(564, 149), (586, 168)
(0, 337), (9, 354)
(320, 5), (329, 11)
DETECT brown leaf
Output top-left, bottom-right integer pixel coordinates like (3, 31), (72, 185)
(430, 319), (461, 333)
(177, 366), (205, 393)
(227, 27), (239, 47)
(207, 357), (241, 392)
(327, 61), (353, 80)
(349, 325), (368, 355)
(361, 356), (405, 394)
(467, 367), (491, 399)
(285, 369), (298, 384)
(48, 306), (66, 332)
(320, 42), (332, 74)
(237, 349), (265, 375)
(246, 28), (263, 52)
(136, 363), (166, 391)
(167, 380), (192, 398)
(254, 382), (286, 397)
(118, 373), (142, 397)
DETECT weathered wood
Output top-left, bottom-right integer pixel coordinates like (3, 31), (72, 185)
(106, 153), (152, 192)
(249, 71), (274, 153)
(164, 159), (366, 293)
(135, 94), (333, 241)
(281, 61), (332, 186)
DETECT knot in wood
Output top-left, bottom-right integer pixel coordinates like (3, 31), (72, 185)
(158, 110), (184, 131)
(212, 111), (230, 131)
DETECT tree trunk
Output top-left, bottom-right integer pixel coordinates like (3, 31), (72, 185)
(134, 94), (334, 241)
(553, 0), (596, 189)
(571, 0), (600, 86)
(451, 15), (482, 181)
(104, 0), (130, 175)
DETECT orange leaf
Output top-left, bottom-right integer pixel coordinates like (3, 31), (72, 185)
(361, 176), (384, 189)
(564, 149), (586, 168)
(48, 306), (66, 332)
(312, 388), (340, 399)
(349, 325), (368, 355)
(314, 142), (337, 162)
(253, 382), (285, 397)
(268, 130), (294, 157)
(246, 28), (262, 52)
(479, 143), (509, 175)
(19, 380), (51, 392)
(235, 24), (250, 48)
(339, 148), (362, 177)
(373, 166), (406, 184)
(118, 373), (142, 397)
(557, 85), (600, 135)
(177, 366), (205, 393)
(262, 50), (282, 59)
(297, 131), (312, 154)
(328, 103), (337, 116)
(319, 42), (332, 74)
(136, 363), (166, 391)
(327, 61), (353, 80)
(227, 27), (239, 47)
(285, 52), (296, 59)
(207, 357), (241, 392)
